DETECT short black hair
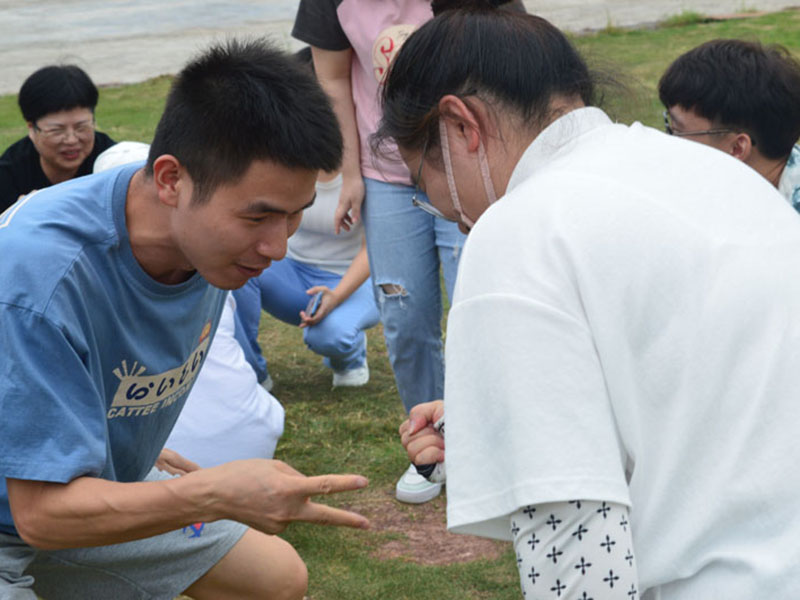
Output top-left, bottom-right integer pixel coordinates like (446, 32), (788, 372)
(18, 65), (99, 123)
(146, 38), (342, 203)
(376, 7), (594, 156)
(659, 39), (800, 160)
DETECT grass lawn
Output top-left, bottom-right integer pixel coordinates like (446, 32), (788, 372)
(3, 9), (799, 599)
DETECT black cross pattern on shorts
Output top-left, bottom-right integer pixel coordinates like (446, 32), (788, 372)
(547, 546), (564, 564)
(528, 533), (541, 550)
(572, 524), (589, 541)
(604, 570), (620, 588)
(600, 535), (616, 553)
(528, 566), (540, 584)
(551, 579), (566, 597)
(575, 556), (592, 575)
(546, 514), (563, 530)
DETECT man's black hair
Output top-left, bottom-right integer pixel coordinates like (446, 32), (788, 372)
(18, 65), (99, 123)
(146, 38), (342, 203)
(659, 39), (800, 160)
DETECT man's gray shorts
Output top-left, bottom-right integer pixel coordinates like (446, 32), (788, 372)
(0, 468), (248, 600)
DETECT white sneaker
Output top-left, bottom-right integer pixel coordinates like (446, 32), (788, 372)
(332, 362), (369, 388)
(261, 373), (274, 393)
(395, 463), (443, 504)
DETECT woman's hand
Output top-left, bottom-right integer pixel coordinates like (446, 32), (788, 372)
(399, 400), (445, 466)
(334, 175), (365, 233)
(299, 285), (340, 327)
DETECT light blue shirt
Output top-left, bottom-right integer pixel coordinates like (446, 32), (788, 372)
(779, 144), (800, 212)
(0, 164), (226, 536)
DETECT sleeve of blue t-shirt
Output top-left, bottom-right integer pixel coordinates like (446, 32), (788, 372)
(0, 304), (108, 483)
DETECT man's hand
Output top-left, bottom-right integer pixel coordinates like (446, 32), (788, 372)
(8, 458), (369, 550)
(155, 447), (201, 476)
(334, 175), (365, 233)
(205, 459), (370, 534)
(399, 400), (445, 466)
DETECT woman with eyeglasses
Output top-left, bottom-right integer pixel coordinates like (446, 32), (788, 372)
(392, 3), (800, 598)
(0, 65), (115, 213)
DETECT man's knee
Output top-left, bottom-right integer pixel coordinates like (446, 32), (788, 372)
(183, 529), (307, 600)
(274, 555), (308, 600)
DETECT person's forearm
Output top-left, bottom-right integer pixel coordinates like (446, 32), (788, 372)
(7, 471), (223, 550)
(330, 240), (370, 305)
(9, 459), (370, 551)
(312, 48), (361, 181)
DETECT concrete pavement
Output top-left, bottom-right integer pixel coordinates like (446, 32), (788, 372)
(0, 0), (797, 95)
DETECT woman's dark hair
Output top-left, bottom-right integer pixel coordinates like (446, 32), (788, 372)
(376, 6), (595, 155)
(146, 38), (342, 204)
(659, 39), (800, 160)
(18, 65), (99, 123)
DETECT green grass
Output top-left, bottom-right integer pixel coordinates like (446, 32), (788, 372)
(7, 9), (800, 599)
(659, 10), (709, 28)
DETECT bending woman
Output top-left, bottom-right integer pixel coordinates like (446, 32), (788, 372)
(385, 3), (800, 598)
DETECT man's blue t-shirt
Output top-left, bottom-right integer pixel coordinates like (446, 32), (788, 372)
(0, 164), (226, 536)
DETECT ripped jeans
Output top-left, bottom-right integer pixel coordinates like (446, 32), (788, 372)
(362, 178), (466, 412)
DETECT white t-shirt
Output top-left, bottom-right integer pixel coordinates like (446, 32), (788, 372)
(166, 293), (284, 467)
(445, 107), (800, 599)
(286, 174), (363, 276)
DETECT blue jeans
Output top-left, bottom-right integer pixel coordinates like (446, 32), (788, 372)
(362, 178), (466, 412)
(234, 258), (379, 373)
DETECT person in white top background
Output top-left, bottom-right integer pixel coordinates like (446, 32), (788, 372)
(388, 2), (800, 598)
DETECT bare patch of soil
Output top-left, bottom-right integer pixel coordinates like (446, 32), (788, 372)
(344, 490), (506, 565)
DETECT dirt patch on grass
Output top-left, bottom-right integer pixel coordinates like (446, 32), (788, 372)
(345, 490), (506, 565)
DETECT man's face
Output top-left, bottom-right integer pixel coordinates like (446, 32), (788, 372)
(28, 107), (96, 178)
(171, 159), (317, 290)
(664, 105), (736, 154)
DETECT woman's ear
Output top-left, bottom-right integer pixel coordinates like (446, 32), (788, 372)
(438, 95), (484, 153)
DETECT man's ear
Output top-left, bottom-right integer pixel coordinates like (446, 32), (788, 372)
(730, 132), (754, 162)
(151, 155), (184, 208)
(26, 122), (35, 143)
(438, 95), (484, 153)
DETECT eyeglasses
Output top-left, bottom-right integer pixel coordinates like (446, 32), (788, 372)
(662, 110), (734, 138)
(410, 139), (456, 221)
(33, 119), (95, 143)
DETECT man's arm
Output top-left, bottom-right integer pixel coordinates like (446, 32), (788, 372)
(7, 458), (368, 550)
(311, 47), (365, 233)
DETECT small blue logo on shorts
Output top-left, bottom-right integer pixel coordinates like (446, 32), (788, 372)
(183, 522), (205, 538)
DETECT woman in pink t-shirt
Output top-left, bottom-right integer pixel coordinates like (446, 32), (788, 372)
(293, 0), (467, 505)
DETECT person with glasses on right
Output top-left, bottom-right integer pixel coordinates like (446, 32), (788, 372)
(0, 64), (116, 213)
(659, 39), (800, 210)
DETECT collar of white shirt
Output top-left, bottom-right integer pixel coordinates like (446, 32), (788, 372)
(506, 106), (612, 196)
